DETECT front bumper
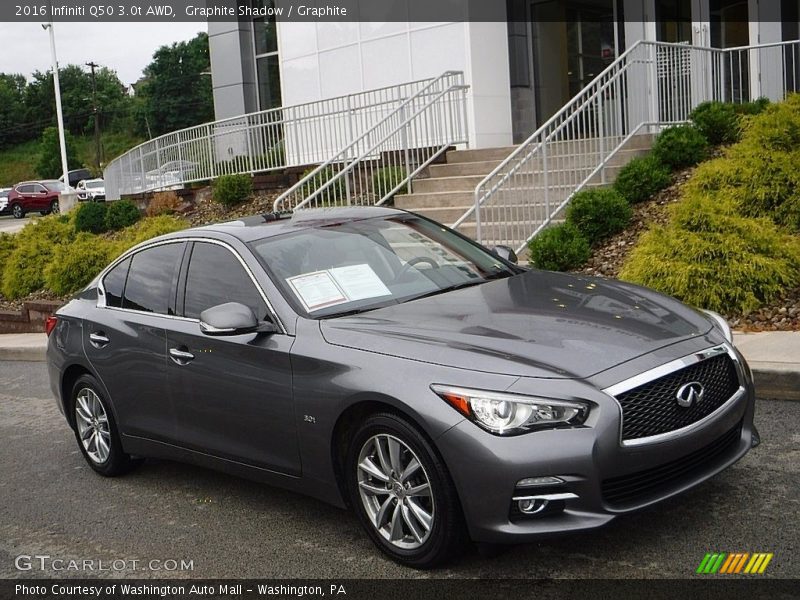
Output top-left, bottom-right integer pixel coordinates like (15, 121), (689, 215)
(435, 345), (757, 544)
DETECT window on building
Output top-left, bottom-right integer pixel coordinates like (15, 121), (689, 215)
(253, 0), (282, 111)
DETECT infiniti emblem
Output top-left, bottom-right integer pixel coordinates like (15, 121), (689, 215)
(676, 381), (705, 407)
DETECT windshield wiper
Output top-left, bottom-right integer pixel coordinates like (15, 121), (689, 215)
(406, 279), (489, 302)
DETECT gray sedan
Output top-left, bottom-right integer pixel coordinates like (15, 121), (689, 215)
(46, 207), (757, 568)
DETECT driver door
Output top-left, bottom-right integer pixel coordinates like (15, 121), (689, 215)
(164, 240), (300, 475)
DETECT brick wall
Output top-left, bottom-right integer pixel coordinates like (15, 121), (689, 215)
(0, 300), (63, 334)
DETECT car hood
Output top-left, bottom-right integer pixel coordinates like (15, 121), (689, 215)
(319, 270), (713, 379)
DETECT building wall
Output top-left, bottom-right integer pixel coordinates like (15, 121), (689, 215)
(208, 19), (259, 119)
(275, 20), (513, 149)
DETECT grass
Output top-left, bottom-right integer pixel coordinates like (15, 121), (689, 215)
(0, 131), (143, 187)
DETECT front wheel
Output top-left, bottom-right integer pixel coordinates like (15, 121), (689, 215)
(346, 413), (465, 568)
(11, 204), (24, 219)
(71, 374), (141, 476)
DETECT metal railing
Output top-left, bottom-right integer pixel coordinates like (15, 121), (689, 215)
(458, 39), (800, 254)
(103, 73), (465, 200)
(273, 71), (468, 212)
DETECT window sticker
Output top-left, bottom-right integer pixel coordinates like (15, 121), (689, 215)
(329, 264), (392, 302)
(286, 271), (348, 312)
(286, 264), (391, 312)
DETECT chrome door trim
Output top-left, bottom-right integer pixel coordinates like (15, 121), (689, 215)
(96, 237), (286, 335)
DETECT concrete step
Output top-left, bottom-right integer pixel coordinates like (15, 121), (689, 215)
(428, 160), (503, 178)
(395, 191), (474, 209)
(445, 146), (518, 163)
(412, 175), (485, 193)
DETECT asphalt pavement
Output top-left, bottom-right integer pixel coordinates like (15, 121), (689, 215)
(0, 215), (29, 234)
(0, 361), (797, 579)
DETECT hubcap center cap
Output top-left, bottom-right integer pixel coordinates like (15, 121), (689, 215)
(392, 482), (405, 498)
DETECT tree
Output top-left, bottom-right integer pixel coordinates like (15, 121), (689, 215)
(0, 73), (27, 148)
(36, 126), (81, 179)
(136, 32), (214, 137)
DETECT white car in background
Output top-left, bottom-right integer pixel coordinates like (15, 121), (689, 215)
(76, 178), (106, 202)
(0, 188), (11, 215)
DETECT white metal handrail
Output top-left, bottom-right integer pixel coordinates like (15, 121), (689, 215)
(273, 71), (468, 212)
(103, 74), (463, 200)
(461, 39), (800, 254)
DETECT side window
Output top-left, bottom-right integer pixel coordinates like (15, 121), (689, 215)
(183, 242), (269, 321)
(17, 185), (33, 194)
(102, 257), (131, 308)
(33, 184), (46, 193)
(122, 243), (184, 315)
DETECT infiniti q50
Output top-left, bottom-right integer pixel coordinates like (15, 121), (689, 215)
(46, 207), (758, 568)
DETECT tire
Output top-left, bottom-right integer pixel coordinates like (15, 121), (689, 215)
(50, 199), (59, 214)
(345, 412), (466, 568)
(11, 203), (24, 219)
(70, 374), (141, 477)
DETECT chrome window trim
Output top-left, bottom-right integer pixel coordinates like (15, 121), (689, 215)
(96, 237), (286, 335)
(603, 344), (746, 447)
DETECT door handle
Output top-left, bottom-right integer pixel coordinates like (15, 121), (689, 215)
(89, 332), (110, 348)
(169, 347), (195, 365)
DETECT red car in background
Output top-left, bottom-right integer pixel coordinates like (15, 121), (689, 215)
(7, 180), (69, 218)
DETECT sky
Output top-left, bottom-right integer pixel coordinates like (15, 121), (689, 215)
(0, 22), (207, 85)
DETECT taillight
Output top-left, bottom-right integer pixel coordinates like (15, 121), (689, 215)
(45, 315), (58, 337)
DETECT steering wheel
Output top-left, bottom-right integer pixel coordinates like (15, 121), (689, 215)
(395, 256), (440, 281)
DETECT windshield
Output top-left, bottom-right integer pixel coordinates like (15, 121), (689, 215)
(85, 181), (103, 189)
(249, 215), (518, 317)
(45, 181), (71, 192)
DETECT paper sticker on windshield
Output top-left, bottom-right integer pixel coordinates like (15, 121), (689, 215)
(286, 271), (348, 312)
(329, 264), (391, 301)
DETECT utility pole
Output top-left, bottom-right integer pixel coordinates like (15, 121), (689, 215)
(43, 18), (69, 187)
(86, 61), (102, 169)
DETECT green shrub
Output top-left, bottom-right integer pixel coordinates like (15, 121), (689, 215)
(613, 155), (672, 204)
(690, 101), (740, 145)
(213, 174), (253, 207)
(300, 166), (347, 205)
(104, 200), (141, 231)
(737, 99), (800, 152)
(620, 196), (800, 313)
(74, 201), (109, 234)
(44, 233), (118, 295)
(114, 215), (189, 248)
(734, 97), (770, 115)
(1, 217), (75, 299)
(651, 124), (709, 170)
(527, 223), (591, 271)
(566, 188), (632, 244)
(0, 233), (19, 290)
(372, 166), (408, 199)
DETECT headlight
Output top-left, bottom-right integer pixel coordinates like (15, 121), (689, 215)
(702, 309), (732, 343)
(431, 385), (589, 436)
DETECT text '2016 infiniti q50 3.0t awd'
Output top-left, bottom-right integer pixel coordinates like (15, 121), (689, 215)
(46, 207), (758, 568)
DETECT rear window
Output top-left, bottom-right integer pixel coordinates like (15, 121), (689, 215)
(122, 243), (184, 315)
(102, 258), (131, 308)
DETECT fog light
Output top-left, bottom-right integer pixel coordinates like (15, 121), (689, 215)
(517, 476), (564, 488)
(518, 498), (549, 514)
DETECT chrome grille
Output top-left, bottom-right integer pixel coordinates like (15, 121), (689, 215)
(616, 353), (739, 442)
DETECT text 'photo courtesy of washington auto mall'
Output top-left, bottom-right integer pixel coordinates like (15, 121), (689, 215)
(0, 0), (798, 598)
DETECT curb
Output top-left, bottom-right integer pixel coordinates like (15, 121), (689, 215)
(750, 368), (800, 402)
(0, 345), (47, 362)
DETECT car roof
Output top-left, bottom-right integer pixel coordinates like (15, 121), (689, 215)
(158, 206), (409, 244)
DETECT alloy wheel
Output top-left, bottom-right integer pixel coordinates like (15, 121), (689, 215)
(357, 434), (435, 550)
(12, 204), (22, 218)
(74, 388), (111, 464)
(51, 200), (59, 214)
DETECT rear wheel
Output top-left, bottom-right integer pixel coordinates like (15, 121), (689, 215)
(11, 203), (24, 219)
(50, 199), (59, 214)
(346, 413), (465, 568)
(71, 374), (141, 476)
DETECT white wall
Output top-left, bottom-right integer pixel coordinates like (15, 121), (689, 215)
(276, 19), (513, 149)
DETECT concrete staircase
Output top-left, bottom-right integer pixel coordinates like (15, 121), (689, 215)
(394, 134), (654, 241)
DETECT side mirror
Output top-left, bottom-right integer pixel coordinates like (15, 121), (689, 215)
(199, 302), (274, 336)
(492, 245), (518, 265)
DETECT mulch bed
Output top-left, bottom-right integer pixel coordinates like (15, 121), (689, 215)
(573, 166), (800, 332)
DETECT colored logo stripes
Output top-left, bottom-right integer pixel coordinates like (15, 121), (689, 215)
(697, 552), (774, 574)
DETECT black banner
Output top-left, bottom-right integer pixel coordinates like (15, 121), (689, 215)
(2, 579), (799, 600)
